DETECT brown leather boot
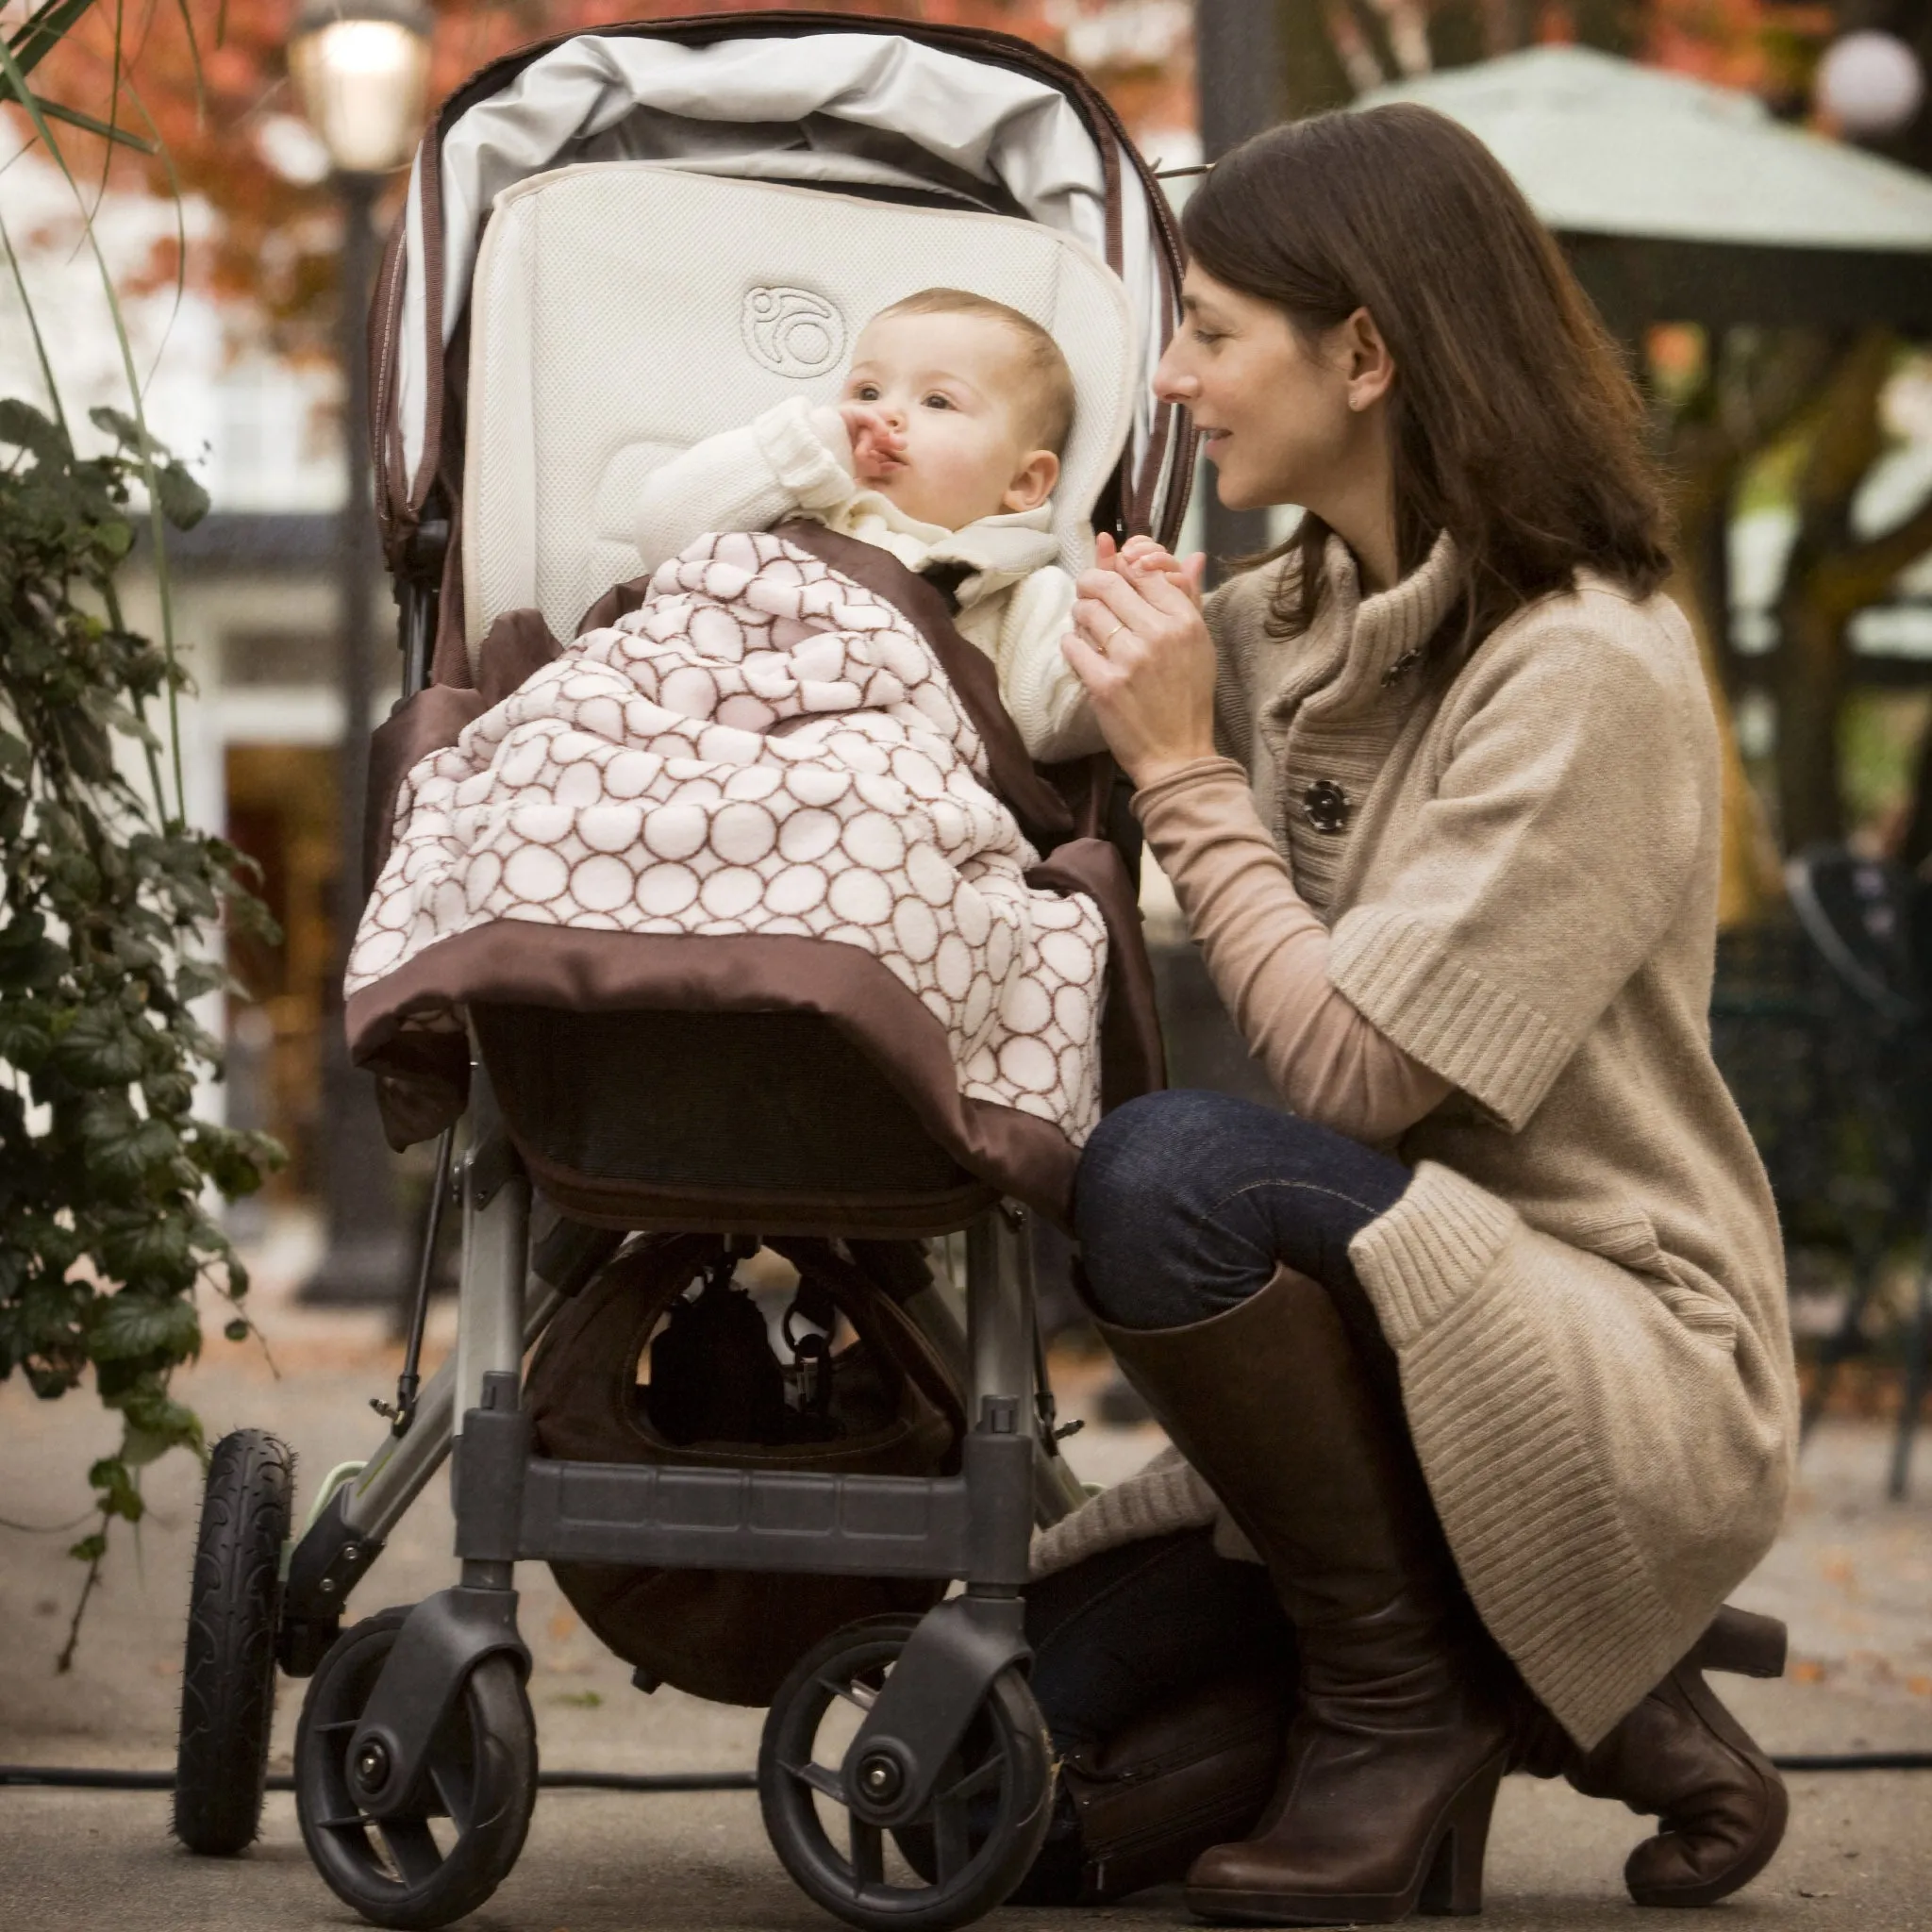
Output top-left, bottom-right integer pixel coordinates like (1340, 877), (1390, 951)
(1562, 1607), (1790, 1907)
(1096, 1264), (1513, 1926)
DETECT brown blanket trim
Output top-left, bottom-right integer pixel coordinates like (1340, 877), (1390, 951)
(362, 686), (489, 894)
(361, 606), (565, 892)
(1026, 837), (1165, 1109)
(346, 924), (1082, 1223)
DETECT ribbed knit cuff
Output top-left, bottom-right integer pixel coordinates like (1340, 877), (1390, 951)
(1328, 903), (1574, 1131)
(1346, 1159), (1517, 1348)
(751, 397), (853, 510)
(1027, 1445), (1219, 1579)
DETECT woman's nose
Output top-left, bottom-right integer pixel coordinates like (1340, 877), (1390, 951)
(1153, 337), (1197, 406)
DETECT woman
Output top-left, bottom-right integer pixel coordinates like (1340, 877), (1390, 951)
(1025, 104), (1800, 1924)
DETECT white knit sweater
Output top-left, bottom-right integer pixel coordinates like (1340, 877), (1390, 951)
(633, 397), (1103, 763)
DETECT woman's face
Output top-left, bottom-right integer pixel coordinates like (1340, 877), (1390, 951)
(1154, 266), (1370, 515)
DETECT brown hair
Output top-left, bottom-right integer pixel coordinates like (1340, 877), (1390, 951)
(1183, 105), (1671, 659)
(874, 288), (1076, 456)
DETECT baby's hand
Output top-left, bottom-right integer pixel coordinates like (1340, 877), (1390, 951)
(838, 403), (906, 482)
(1095, 532), (1206, 603)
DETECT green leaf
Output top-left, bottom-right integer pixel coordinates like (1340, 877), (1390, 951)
(68, 1532), (107, 1563)
(155, 461), (209, 532)
(87, 1455), (143, 1523)
(115, 1390), (201, 1457)
(50, 1005), (146, 1086)
(222, 1318), (248, 1343)
(89, 1291), (199, 1364)
(0, 396), (68, 462)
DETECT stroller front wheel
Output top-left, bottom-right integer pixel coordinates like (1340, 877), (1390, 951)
(758, 1614), (1054, 1932)
(174, 1428), (293, 1855)
(294, 1607), (536, 1930)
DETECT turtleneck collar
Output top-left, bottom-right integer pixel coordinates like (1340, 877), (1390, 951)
(1267, 529), (1462, 726)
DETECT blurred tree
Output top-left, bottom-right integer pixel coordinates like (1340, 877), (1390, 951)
(11, 0), (1089, 364)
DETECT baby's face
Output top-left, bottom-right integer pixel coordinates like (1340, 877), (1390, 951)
(840, 311), (1055, 530)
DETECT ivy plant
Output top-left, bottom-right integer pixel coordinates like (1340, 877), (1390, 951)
(0, 397), (284, 1667)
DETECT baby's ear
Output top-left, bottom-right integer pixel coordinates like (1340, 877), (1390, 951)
(1003, 448), (1059, 513)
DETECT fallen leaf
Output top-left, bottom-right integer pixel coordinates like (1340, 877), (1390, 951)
(1791, 1657), (1827, 1684)
(546, 1607), (578, 1642)
(1906, 1675), (1932, 1697)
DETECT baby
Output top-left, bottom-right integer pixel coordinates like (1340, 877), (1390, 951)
(634, 288), (1102, 764)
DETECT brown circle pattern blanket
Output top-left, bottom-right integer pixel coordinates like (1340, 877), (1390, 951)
(348, 531), (1108, 1144)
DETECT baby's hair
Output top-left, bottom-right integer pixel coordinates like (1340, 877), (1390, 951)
(874, 288), (1075, 457)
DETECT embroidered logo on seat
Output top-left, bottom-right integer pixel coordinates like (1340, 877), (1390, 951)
(741, 287), (845, 379)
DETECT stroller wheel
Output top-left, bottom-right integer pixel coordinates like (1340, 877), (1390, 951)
(294, 1607), (535, 1930)
(759, 1615), (1054, 1932)
(174, 1428), (293, 1855)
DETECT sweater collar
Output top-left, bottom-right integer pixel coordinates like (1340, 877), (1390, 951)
(1267, 528), (1462, 726)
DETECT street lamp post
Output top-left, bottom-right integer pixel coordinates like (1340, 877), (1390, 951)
(288, 0), (432, 1306)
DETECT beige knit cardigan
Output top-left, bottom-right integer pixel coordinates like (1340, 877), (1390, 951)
(1037, 535), (1799, 1749)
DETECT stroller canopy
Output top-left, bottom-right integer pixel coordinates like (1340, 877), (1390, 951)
(377, 16), (1191, 575)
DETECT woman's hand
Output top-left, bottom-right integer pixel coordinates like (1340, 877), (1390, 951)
(1064, 533), (1216, 789)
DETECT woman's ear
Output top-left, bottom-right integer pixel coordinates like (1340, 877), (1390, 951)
(1003, 448), (1060, 512)
(1341, 308), (1395, 413)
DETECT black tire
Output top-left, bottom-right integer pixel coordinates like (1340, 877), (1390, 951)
(295, 1607), (537, 1930)
(174, 1428), (294, 1856)
(759, 1615), (1054, 1932)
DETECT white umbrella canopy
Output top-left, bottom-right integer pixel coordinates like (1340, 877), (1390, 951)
(1359, 44), (1932, 251)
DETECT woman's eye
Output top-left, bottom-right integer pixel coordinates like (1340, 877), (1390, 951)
(1191, 329), (1224, 347)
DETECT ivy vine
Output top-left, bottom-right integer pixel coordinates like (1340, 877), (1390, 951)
(0, 397), (284, 1668)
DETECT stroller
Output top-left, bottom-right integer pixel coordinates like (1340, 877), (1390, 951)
(173, 15), (1190, 1931)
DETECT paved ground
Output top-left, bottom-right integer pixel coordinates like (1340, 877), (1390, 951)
(3, 1215), (1929, 1930)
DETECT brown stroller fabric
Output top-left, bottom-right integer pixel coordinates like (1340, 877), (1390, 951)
(525, 1232), (965, 1706)
(347, 528), (1162, 1224)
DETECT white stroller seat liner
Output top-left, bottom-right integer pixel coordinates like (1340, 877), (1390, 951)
(398, 29), (1172, 508)
(462, 164), (1135, 658)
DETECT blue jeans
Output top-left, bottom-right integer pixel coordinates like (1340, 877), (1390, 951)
(1072, 1089), (1411, 1371)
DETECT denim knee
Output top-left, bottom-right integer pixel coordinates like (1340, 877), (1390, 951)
(1074, 1090), (1242, 1253)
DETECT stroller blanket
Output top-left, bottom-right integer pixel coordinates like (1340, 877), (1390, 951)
(347, 530), (1113, 1164)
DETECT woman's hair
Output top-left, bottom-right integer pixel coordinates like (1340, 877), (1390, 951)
(1183, 105), (1672, 657)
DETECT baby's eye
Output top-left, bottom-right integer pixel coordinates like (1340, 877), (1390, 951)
(921, 392), (955, 410)
(853, 383), (880, 402)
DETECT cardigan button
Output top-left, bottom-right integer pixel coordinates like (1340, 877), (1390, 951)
(1302, 779), (1351, 834)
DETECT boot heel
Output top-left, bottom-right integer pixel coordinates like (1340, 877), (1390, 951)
(1418, 1759), (1502, 1916)
(1688, 1607), (1786, 1681)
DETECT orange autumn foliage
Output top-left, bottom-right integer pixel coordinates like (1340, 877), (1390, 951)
(11, 0), (1091, 358)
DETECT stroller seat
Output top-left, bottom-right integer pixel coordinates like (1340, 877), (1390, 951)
(461, 164), (1138, 658)
(353, 161), (1162, 1232)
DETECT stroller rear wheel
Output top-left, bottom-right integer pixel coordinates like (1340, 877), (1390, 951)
(294, 1607), (536, 1930)
(174, 1428), (293, 1855)
(758, 1614), (1054, 1932)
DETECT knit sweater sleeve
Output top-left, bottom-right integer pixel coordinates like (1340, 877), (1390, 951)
(1327, 602), (1708, 1132)
(994, 566), (1107, 762)
(1134, 758), (1453, 1142)
(632, 397), (855, 573)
